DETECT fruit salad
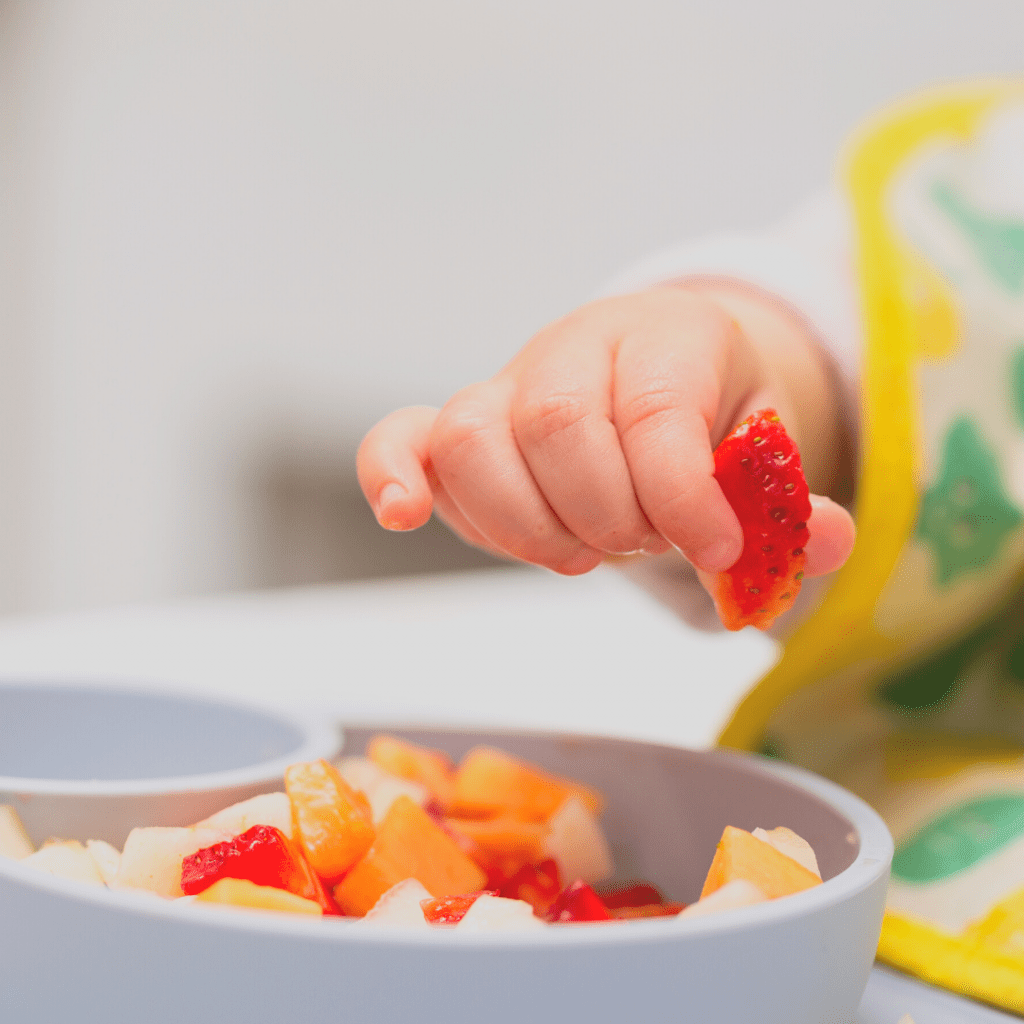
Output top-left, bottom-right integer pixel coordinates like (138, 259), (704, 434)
(0, 736), (823, 929)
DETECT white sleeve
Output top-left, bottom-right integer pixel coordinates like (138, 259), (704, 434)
(603, 188), (863, 634)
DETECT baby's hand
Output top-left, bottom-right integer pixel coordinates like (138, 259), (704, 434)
(357, 285), (854, 582)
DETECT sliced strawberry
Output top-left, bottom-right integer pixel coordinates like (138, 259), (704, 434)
(420, 890), (496, 925)
(710, 409), (810, 631)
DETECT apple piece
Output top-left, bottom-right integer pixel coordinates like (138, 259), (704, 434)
(22, 840), (105, 885)
(751, 826), (820, 878)
(543, 795), (613, 885)
(86, 839), (122, 886)
(452, 747), (603, 821)
(366, 735), (456, 809)
(546, 880), (611, 923)
(285, 759), (376, 882)
(194, 877), (322, 916)
(680, 879), (767, 918)
(701, 826), (821, 900)
(199, 792), (294, 840)
(0, 805), (34, 860)
(114, 826), (232, 898)
(456, 894), (545, 931)
(361, 878), (433, 928)
(333, 795), (487, 917)
(337, 756), (429, 824)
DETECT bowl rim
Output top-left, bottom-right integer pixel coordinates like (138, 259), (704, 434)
(0, 681), (341, 795)
(0, 733), (893, 948)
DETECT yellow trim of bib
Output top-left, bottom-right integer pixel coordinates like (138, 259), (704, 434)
(718, 82), (1020, 753)
(878, 911), (1024, 1014)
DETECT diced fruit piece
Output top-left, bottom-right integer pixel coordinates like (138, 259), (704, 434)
(598, 882), (664, 909)
(700, 826), (822, 900)
(546, 880), (611, 923)
(115, 826), (231, 898)
(421, 890), (496, 925)
(194, 877), (322, 916)
(709, 408), (811, 631)
(0, 804), (34, 860)
(180, 824), (337, 914)
(543, 795), (613, 885)
(367, 735), (456, 809)
(199, 791), (294, 840)
(86, 839), (122, 886)
(752, 826), (821, 878)
(337, 756), (429, 823)
(285, 759), (375, 881)
(333, 795), (487, 917)
(456, 894), (545, 931)
(492, 858), (561, 916)
(362, 878), (434, 927)
(452, 747), (603, 821)
(608, 902), (685, 919)
(446, 815), (547, 864)
(22, 840), (105, 885)
(680, 879), (767, 918)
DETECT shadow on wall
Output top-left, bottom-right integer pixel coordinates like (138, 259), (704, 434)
(252, 457), (509, 586)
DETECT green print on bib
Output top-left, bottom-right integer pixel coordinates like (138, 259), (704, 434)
(1011, 346), (1024, 428)
(932, 182), (1024, 294)
(917, 418), (1023, 585)
(892, 794), (1024, 883)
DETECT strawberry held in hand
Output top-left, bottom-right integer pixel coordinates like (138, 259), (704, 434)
(710, 409), (811, 631)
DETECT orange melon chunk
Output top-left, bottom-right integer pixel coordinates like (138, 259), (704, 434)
(333, 795), (486, 916)
(451, 747), (604, 821)
(445, 815), (548, 863)
(285, 759), (375, 882)
(366, 735), (457, 809)
(700, 825), (822, 900)
(195, 877), (323, 916)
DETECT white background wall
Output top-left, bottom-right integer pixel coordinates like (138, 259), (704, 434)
(0, 0), (1022, 613)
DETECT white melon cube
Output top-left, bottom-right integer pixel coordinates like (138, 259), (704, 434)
(199, 791), (294, 840)
(543, 795), (613, 885)
(337, 756), (428, 824)
(86, 839), (122, 886)
(22, 840), (105, 885)
(360, 878), (433, 928)
(456, 895), (545, 931)
(114, 826), (231, 898)
(679, 879), (767, 918)
(0, 804), (34, 860)
(752, 826), (820, 878)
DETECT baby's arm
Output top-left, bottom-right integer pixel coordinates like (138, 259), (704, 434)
(357, 275), (855, 591)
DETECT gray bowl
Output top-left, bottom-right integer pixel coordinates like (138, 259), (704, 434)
(0, 682), (340, 846)
(0, 724), (891, 1024)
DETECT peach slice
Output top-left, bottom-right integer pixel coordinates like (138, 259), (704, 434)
(452, 747), (604, 821)
(700, 826), (821, 900)
(333, 795), (486, 917)
(285, 759), (375, 882)
(366, 735), (456, 809)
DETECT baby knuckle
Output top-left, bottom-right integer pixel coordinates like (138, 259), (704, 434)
(515, 390), (592, 449)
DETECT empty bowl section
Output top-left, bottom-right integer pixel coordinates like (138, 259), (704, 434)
(0, 686), (307, 781)
(0, 682), (340, 846)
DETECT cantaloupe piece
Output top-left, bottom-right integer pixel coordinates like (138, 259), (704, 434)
(445, 815), (548, 863)
(451, 747), (604, 820)
(285, 759), (376, 882)
(751, 826), (820, 878)
(333, 795), (486, 916)
(700, 826), (821, 900)
(194, 877), (322, 916)
(366, 735), (456, 808)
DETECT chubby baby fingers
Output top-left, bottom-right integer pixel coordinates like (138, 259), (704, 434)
(428, 381), (605, 575)
(357, 405), (439, 531)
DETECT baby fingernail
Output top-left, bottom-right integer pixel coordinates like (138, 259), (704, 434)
(377, 482), (407, 529)
(695, 538), (740, 573)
